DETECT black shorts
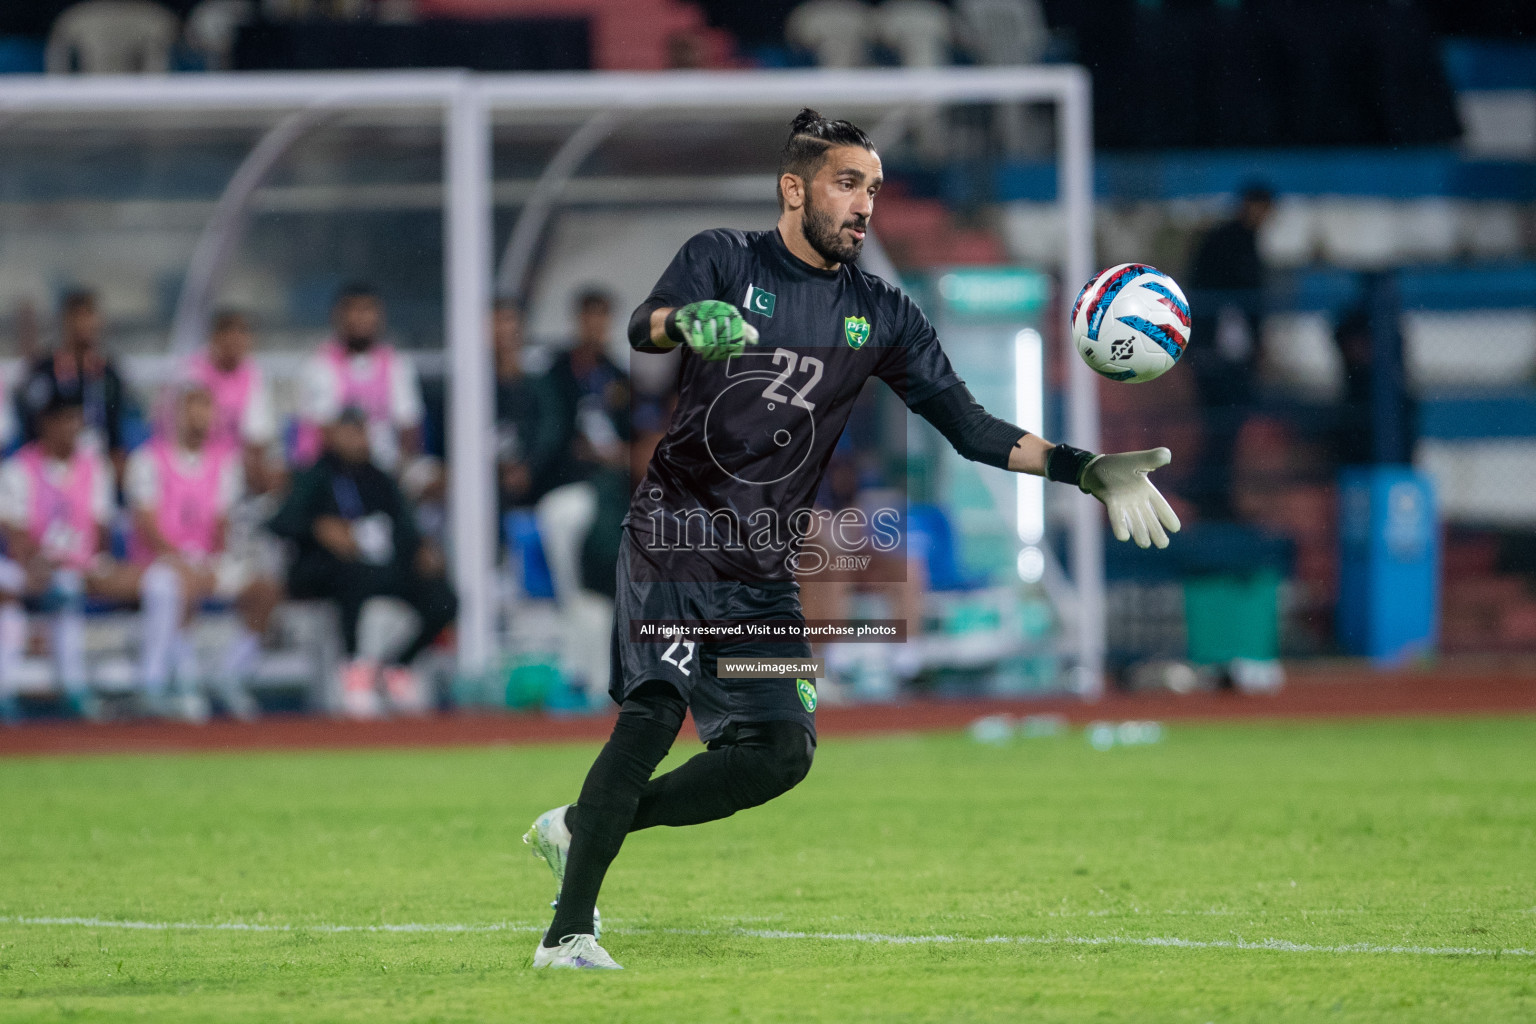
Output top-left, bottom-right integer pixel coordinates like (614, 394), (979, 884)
(610, 531), (817, 745)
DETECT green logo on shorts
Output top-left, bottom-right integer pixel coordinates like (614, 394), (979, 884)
(796, 678), (817, 712)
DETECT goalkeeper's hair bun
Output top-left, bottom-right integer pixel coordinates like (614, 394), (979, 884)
(787, 107), (872, 149)
(790, 108), (825, 134)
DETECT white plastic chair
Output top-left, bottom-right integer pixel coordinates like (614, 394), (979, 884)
(46, 0), (180, 75)
(956, 0), (1050, 153)
(873, 0), (952, 68)
(872, 0), (953, 157)
(185, 0), (255, 71)
(955, 0), (1047, 65)
(785, 0), (875, 68)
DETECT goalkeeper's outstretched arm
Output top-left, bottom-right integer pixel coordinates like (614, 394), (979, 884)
(912, 382), (1181, 550)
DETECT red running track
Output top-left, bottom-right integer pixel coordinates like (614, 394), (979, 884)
(1, 666), (1533, 758)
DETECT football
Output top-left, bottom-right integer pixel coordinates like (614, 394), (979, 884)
(1071, 264), (1191, 383)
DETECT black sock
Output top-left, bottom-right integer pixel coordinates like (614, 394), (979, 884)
(629, 720), (815, 831)
(543, 682), (685, 947)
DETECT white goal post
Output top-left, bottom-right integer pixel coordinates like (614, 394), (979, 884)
(0, 67), (1101, 693)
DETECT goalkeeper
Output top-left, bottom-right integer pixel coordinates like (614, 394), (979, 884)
(525, 108), (1180, 970)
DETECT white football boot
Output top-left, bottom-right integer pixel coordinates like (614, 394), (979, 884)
(523, 804), (600, 938)
(532, 933), (622, 970)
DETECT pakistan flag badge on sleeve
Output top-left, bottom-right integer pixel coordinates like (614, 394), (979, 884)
(744, 284), (776, 317)
(796, 679), (817, 712)
(844, 315), (871, 349)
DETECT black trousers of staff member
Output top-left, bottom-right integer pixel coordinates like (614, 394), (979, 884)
(288, 555), (458, 665)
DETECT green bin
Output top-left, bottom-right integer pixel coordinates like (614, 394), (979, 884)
(1182, 571), (1281, 664)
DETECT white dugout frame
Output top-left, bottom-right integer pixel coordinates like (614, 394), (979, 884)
(0, 67), (1101, 692)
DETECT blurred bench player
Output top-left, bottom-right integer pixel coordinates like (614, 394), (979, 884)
(182, 308), (281, 494)
(125, 380), (281, 721)
(0, 394), (128, 723)
(293, 283), (439, 500)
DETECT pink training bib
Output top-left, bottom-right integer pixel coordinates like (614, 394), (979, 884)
(292, 339), (396, 465)
(129, 438), (234, 564)
(17, 443), (99, 570)
(186, 350), (255, 450)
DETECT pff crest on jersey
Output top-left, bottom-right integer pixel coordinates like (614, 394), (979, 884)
(844, 315), (871, 349)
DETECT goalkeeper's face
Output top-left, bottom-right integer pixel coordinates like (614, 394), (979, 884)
(799, 145), (882, 267)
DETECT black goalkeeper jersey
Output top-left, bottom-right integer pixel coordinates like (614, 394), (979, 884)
(625, 227), (963, 584)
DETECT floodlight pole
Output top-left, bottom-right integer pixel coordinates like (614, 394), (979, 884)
(445, 76), (495, 679)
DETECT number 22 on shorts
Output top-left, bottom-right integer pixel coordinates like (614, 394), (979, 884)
(660, 638), (696, 676)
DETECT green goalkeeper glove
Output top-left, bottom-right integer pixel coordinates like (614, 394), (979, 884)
(666, 300), (760, 361)
(1079, 447), (1182, 550)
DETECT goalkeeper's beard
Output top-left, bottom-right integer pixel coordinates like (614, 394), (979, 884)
(802, 193), (866, 266)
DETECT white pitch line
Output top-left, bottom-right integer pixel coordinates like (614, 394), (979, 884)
(0, 916), (1530, 958)
(0, 916), (543, 935)
(727, 928), (1536, 958)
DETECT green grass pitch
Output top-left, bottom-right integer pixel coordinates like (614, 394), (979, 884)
(1, 715), (1533, 1022)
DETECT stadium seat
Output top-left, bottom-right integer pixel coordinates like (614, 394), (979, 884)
(1394, 198), (1461, 265)
(1417, 438), (1536, 527)
(999, 202), (1064, 269)
(185, 0), (254, 72)
(1096, 206), (1161, 269)
(1256, 198), (1316, 268)
(503, 509), (557, 600)
(872, 0), (951, 157)
(955, 0), (1048, 154)
(1261, 313), (1344, 399)
(785, 0), (875, 68)
(1402, 310), (1536, 389)
(1459, 202), (1524, 260)
(905, 504), (986, 592)
(1314, 199), (1400, 268)
(1456, 90), (1536, 160)
(873, 0), (951, 67)
(46, 0), (179, 75)
(956, 0), (1046, 66)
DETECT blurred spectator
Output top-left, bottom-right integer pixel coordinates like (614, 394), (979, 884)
(492, 299), (564, 515)
(545, 288), (631, 490)
(535, 287), (631, 700)
(1184, 183), (1274, 521)
(126, 381), (282, 722)
(16, 289), (135, 476)
(268, 407), (457, 719)
(294, 282), (426, 481)
(182, 308), (281, 494)
(0, 395), (127, 723)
